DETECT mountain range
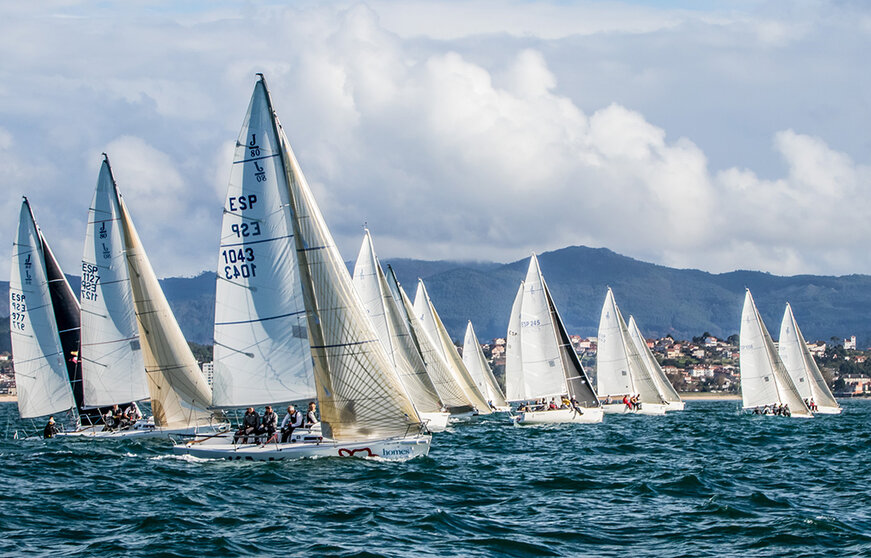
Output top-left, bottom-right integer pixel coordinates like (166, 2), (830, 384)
(2, 245), (870, 352)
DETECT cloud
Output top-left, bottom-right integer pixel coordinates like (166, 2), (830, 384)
(0, 0), (869, 283)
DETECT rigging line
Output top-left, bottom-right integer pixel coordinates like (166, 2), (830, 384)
(213, 341), (255, 358)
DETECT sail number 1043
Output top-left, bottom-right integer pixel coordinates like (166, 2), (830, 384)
(222, 247), (256, 280)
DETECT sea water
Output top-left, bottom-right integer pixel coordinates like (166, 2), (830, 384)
(1, 400), (870, 557)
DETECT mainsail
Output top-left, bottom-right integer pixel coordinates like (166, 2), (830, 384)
(413, 280), (492, 413)
(352, 231), (443, 414)
(504, 282), (525, 401)
(117, 183), (215, 428)
(739, 290), (812, 416)
(386, 267), (475, 412)
(778, 303), (839, 410)
(596, 288), (663, 403)
(627, 316), (682, 405)
(10, 199), (77, 419)
(462, 321), (508, 408)
(80, 158), (149, 407)
(211, 83), (314, 408)
(260, 75), (420, 440)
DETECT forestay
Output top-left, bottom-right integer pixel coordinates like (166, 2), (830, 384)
(462, 321), (508, 408)
(778, 303), (839, 410)
(413, 280), (492, 413)
(10, 200), (77, 419)
(739, 290), (811, 416)
(212, 84), (314, 408)
(353, 231), (443, 414)
(80, 158), (148, 407)
(267, 76), (421, 440)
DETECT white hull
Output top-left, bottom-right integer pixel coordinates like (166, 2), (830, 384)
(744, 408), (814, 419)
(490, 406), (511, 413)
(665, 401), (685, 411)
(419, 411), (450, 432)
(57, 421), (231, 440)
(514, 407), (603, 424)
(602, 403), (667, 416)
(173, 431), (431, 462)
(813, 406), (841, 415)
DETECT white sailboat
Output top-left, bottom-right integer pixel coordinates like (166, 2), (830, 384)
(596, 288), (667, 415)
(778, 303), (841, 414)
(739, 290), (813, 418)
(10, 199), (78, 424)
(505, 254), (603, 424)
(352, 230), (450, 431)
(386, 267), (482, 416)
(69, 156), (227, 438)
(413, 279), (493, 415)
(627, 316), (685, 411)
(174, 75), (430, 461)
(462, 321), (509, 412)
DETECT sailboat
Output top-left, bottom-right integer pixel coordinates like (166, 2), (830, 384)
(626, 316), (685, 411)
(413, 280), (493, 416)
(352, 230), (450, 431)
(596, 288), (667, 415)
(67, 156), (227, 438)
(385, 266), (482, 416)
(10, 199), (81, 429)
(504, 254), (603, 424)
(174, 75), (430, 461)
(778, 303), (841, 414)
(462, 321), (509, 412)
(739, 289), (813, 418)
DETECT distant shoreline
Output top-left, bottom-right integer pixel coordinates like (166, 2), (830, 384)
(0, 395), (16, 403)
(678, 392), (741, 401)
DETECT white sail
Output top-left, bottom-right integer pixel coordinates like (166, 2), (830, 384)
(739, 290), (811, 416)
(504, 282), (525, 401)
(352, 231), (443, 414)
(265, 76), (420, 440)
(516, 255), (568, 399)
(596, 288), (635, 397)
(392, 278), (474, 410)
(596, 289), (664, 403)
(9, 200), (77, 418)
(212, 84), (314, 408)
(80, 158), (149, 407)
(462, 321), (508, 407)
(627, 316), (682, 404)
(118, 196), (215, 428)
(778, 303), (839, 410)
(413, 280), (492, 413)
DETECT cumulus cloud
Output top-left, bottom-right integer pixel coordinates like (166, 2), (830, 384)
(0, 0), (869, 282)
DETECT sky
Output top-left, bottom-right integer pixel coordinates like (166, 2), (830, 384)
(1, 0), (869, 279)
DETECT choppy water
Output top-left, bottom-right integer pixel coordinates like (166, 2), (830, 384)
(2, 400), (870, 557)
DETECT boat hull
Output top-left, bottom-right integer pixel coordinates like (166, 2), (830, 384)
(602, 403), (667, 416)
(665, 401), (685, 411)
(419, 411), (450, 432)
(173, 432), (432, 462)
(514, 407), (603, 424)
(56, 422), (231, 440)
(813, 406), (841, 415)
